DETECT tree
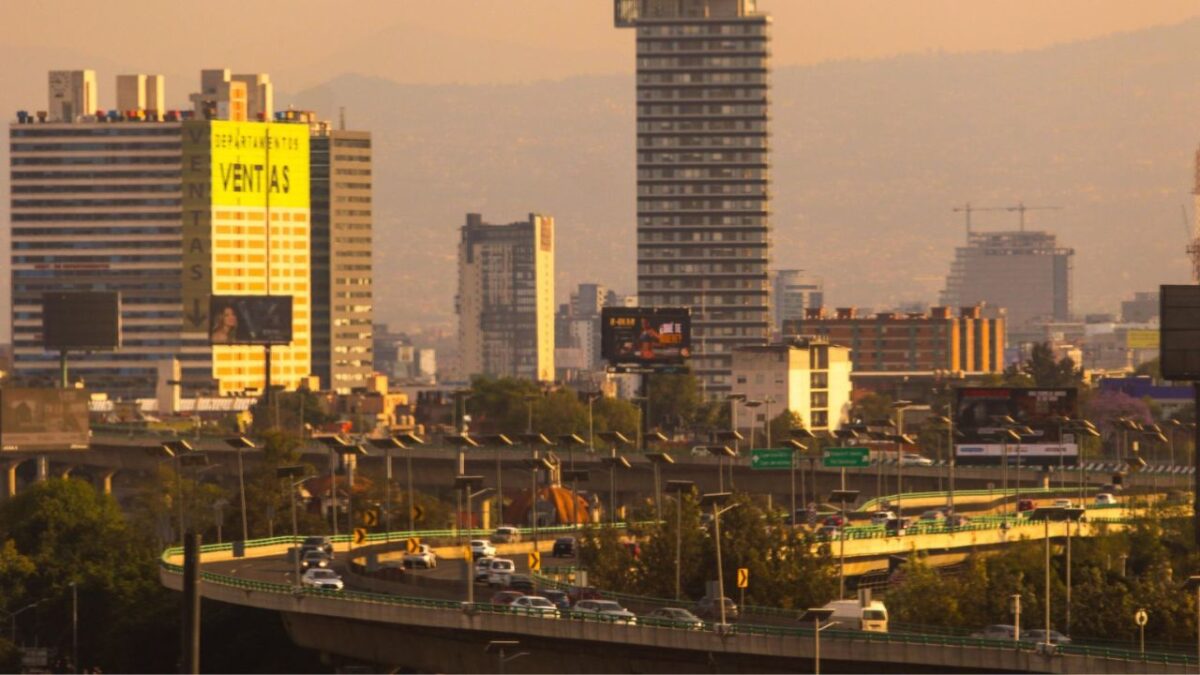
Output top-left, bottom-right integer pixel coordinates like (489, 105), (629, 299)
(646, 372), (708, 434)
(768, 410), (804, 447)
(249, 389), (337, 436)
(1004, 342), (1082, 388)
(850, 392), (894, 425)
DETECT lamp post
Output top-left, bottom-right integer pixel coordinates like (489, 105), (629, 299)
(367, 436), (406, 540)
(714, 430), (743, 492)
(992, 427), (1021, 519)
(1062, 506), (1085, 636)
(743, 399), (763, 449)
(725, 393), (746, 455)
(890, 401), (928, 518)
(598, 431), (633, 524)
(224, 436), (255, 542)
(706, 445), (736, 495)
(666, 480), (695, 601)
(830, 489), (859, 599)
(586, 392), (601, 456)
(562, 468), (590, 527)
(397, 432), (426, 532)
(646, 451), (675, 524)
(485, 640), (528, 675)
(930, 416), (961, 511)
(523, 454), (553, 546)
(344, 444), (368, 556)
(784, 438), (808, 526)
(557, 434), (587, 526)
(799, 608), (836, 675)
(445, 432), (481, 538)
(276, 465), (311, 589)
(177, 449), (209, 541)
(1068, 420), (1099, 503)
(456, 475), (490, 608)
(482, 434), (514, 529)
(763, 396), (775, 448)
(314, 434), (352, 539)
(3, 600), (39, 645)
(700, 492), (739, 630)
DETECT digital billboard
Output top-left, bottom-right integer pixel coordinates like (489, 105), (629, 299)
(953, 387), (1079, 466)
(41, 291), (120, 351)
(209, 295), (293, 346)
(1, 388), (90, 452)
(1160, 285), (1200, 380)
(601, 307), (691, 372)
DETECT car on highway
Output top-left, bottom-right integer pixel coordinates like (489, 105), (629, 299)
(541, 589), (572, 612)
(1021, 629), (1071, 645)
(884, 518), (910, 536)
(1095, 493), (1117, 506)
(469, 539), (496, 559)
(300, 568), (344, 591)
(300, 550), (332, 570)
(490, 590), (524, 606)
(900, 453), (933, 467)
(870, 511), (896, 526)
(488, 558), (516, 586)
(301, 536), (334, 557)
(644, 607), (705, 629)
(693, 596), (739, 621)
(403, 544), (438, 569)
(511, 595), (560, 618)
(1017, 499), (1036, 512)
(817, 524), (841, 539)
(823, 514), (846, 527)
(508, 574), (536, 594)
(491, 526), (521, 544)
(919, 510), (945, 522)
(552, 536), (576, 557)
(573, 600), (638, 625)
(474, 556), (495, 582)
(1051, 499), (1074, 508)
(947, 514), (971, 528)
(970, 624), (1018, 640)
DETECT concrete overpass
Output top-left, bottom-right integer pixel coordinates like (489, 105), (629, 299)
(159, 529), (1194, 673)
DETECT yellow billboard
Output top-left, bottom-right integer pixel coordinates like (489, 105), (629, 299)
(209, 120), (309, 208)
(1126, 329), (1160, 349)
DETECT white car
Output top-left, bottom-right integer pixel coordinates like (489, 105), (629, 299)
(301, 568), (344, 591)
(900, 453), (933, 467)
(474, 556), (495, 582)
(870, 511), (897, 526)
(1052, 499), (1074, 508)
(470, 539), (497, 558)
(572, 600), (638, 625)
(488, 558), (516, 586)
(511, 595), (559, 618)
(403, 544), (438, 569)
(1095, 493), (1117, 506)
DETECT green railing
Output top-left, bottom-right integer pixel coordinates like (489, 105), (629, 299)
(858, 486), (1098, 514)
(161, 530), (1194, 668)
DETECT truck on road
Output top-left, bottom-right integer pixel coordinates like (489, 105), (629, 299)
(822, 595), (888, 632)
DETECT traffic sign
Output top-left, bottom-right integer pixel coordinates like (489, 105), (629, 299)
(362, 510), (379, 527)
(411, 505), (425, 522)
(529, 551), (542, 572)
(1135, 608), (1148, 627)
(750, 448), (793, 470)
(824, 447), (870, 468)
(353, 528), (367, 545)
(405, 537), (420, 554)
(736, 567), (749, 589)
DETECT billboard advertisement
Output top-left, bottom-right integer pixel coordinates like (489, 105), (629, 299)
(953, 387), (1079, 466)
(601, 307), (691, 372)
(209, 295), (293, 346)
(1, 388), (90, 452)
(42, 291), (120, 350)
(1125, 329), (1159, 350)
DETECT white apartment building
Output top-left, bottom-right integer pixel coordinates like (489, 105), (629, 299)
(731, 337), (852, 436)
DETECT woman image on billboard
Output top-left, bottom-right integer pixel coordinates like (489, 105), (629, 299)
(210, 304), (239, 344)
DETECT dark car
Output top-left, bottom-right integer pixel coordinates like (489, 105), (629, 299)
(823, 514), (846, 527)
(300, 536), (334, 558)
(693, 596), (739, 621)
(541, 589), (572, 611)
(490, 590), (525, 606)
(884, 518), (910, 535)
(624, 541), (642, 559)
(1017, 499), (1035, 512)
(508, 574), (536, 593)
(552, 537), (576, 558)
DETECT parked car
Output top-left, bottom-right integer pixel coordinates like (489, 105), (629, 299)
(300, 550), (331, 570)
(971, 624), (1018, 640)
(469, 539), (496, 559)
(1095, 493), (1117, 506)
(474, 556), (495, 583)
(693, 596), (739, 621)
(644, 607), (704, 629)
(818, 525), (841, 539)
(508, 574), (536, 593)
(540, 589), (572, 612)
(491, 526), (521, 544)
(300, 568), (344, 591)
(870, 511), (897, 526)
(551, 536), (576, 558)
(573, 600), (638, 625)
(490, 590), (524, 606)
(1022, 629), (1071, 645)
(511, 595), (560, 618)
(301, 536), (334, 556)
(1017, 499), (1036, 512)
(947, 514), (971, 528)
(403, 544), (438, 569)
(488, 558), (517, 586)
(900, 453), (933, 467)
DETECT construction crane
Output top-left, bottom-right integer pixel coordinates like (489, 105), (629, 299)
(952, 203), (1008, 239)
(1183, 204), (1200, 282)
(1007, 201), (1062, 231)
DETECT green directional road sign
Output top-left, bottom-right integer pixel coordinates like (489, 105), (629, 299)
(824, 446), (870, 468)
(750, 448), (793, 470)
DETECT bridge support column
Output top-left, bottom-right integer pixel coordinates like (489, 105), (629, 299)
(4, 461), (21, 498)
(36, 456), (48, 482)
(98, 470), (117, 495)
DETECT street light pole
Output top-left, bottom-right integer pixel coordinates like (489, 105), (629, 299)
(701, 492), (739, 630)
(667, 480), (695, 601)
(276, 465), (310, 590)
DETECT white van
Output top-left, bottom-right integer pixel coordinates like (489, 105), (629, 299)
(1094, 493), (1117, 506)
(823, 598), (889, 632)
(488, 558), (516, 586)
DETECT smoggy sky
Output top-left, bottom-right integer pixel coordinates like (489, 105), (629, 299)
(3, 1), (1199, 96)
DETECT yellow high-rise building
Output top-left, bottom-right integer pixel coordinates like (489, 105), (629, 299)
(182, 119), (311, 394)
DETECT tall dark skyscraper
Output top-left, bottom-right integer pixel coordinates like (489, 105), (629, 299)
(616, 0), (772, 396)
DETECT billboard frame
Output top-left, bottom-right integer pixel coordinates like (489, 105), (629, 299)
(209, 295), (293, 346)
(600, 307), (692, 374)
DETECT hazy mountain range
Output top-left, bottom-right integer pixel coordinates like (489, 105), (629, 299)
(6, 18), (1200, 338)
